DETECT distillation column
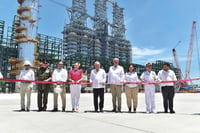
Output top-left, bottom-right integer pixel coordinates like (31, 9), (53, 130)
(112, 3), (132, 62)
(15, 0), (39, 69)
(94, 0), (108, 58)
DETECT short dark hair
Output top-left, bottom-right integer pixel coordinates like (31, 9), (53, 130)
(127, 64), (135, 72)
(163, 62), (170, 67)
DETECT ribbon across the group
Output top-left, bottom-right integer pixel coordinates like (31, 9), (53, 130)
(0, 78), (199, 85)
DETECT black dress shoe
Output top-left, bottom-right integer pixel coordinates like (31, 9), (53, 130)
(26, 109), (30, 112)
(52, 108), (58, 112)
(62, 108), (65, 112)
(170, 110), (175, 114)
(38, 108), (43, 112)
(134, 108), (136, 113)
(95, 110), (99, 113)
(128, 107), (131, 113)
(20, 109), (25, 112)
(42, 108), (47, 111)
(164, 110), (168, 113)
(100, 109), (103, 113)
(112, 109), (116, 112)
(118, 108), (122, 113)
(117, 110), (122, 113)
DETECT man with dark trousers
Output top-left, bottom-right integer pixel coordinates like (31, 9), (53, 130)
(90, 61), (106, 112)
(158, 63), (177, 113)
(37, 60), (52, 111)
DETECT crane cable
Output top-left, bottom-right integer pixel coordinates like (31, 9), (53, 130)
(45, 0), (71, 21)
(46, 0), (69, 8)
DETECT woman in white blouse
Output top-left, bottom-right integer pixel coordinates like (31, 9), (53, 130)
(124, 64), (140, 113)
(0, 72), (3, 79)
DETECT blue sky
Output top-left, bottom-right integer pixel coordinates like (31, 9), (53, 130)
(0, 0), (200, 81)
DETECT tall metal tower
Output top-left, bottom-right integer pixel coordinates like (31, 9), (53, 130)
(112, 4), (125, 39)
(94, 0), (108, 59)
(0, 20), (4, 44)
(71, 0), (87, 26)
(111, 3), (132, 62)
(94, 0), (107, 31)
(9, 0), (40, 75)
(63, 0), (90, 69)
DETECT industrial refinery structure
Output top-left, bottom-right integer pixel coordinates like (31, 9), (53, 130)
(63, 0), (132, 71)
(0, 0), (182, 92)
(4, 0), (132, 75)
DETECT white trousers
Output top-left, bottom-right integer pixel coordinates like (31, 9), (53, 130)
(20, 83), (32, 110)
(144, 85), (155, 112)
(70, 84), (81, 109)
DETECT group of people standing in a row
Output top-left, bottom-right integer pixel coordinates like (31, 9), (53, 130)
(17, 58), (177, 114)
(18, 60), (83, 112)
(107, 58), (177, 114)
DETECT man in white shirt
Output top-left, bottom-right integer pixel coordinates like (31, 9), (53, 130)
(18, 60), (35, 112)
(0, 72), (3, 79)
(157, 62), (177, 113)
(90, 61), (106, 112)
(108, 58), (124, 112)
(140, 62), (157, 114)
(52, 61), (68, 112)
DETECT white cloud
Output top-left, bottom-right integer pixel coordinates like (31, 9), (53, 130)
(132, 46), (164, 57)
(132, 46), (189, 67)
(132, 46), (165, 65)
(156, 56), (187, 62)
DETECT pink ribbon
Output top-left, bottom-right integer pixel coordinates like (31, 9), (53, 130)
(0, 78), (199, 85)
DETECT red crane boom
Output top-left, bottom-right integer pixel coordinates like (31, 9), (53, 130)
(185, 21), (196, 80)
(172, 48), (182, 80)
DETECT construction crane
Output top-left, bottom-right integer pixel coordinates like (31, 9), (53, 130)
(172, 21), (196, 89)
(172, 41), (187, 89)
(172, 41), (182, 80)
(185, 21), (196, 80)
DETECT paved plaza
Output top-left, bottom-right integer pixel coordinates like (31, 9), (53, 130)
(0, 92), (200, 133)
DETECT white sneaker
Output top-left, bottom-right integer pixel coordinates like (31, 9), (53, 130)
(151, 110), (157, 114)
(76, 108), (79, 112)
(146, 111), (150, 114)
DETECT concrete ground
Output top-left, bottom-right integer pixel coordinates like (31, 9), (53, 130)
(0, 92), (200, 133)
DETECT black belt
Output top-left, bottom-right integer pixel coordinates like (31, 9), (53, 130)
(163, 86), (173, 87)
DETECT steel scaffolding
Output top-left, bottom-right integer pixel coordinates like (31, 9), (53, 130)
(63, 0), (93, 71)
(37, 33), (62, 65)
(63, 0), (132, 72)
(110, 3), (132, 62)
(0, 20), (4, 44)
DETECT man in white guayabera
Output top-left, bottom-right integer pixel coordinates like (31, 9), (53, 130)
(52, 61), (68, 112)
(90, 61), (106, 112)
(108, 58), (124, 113)
(18, 60), (35, 112)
